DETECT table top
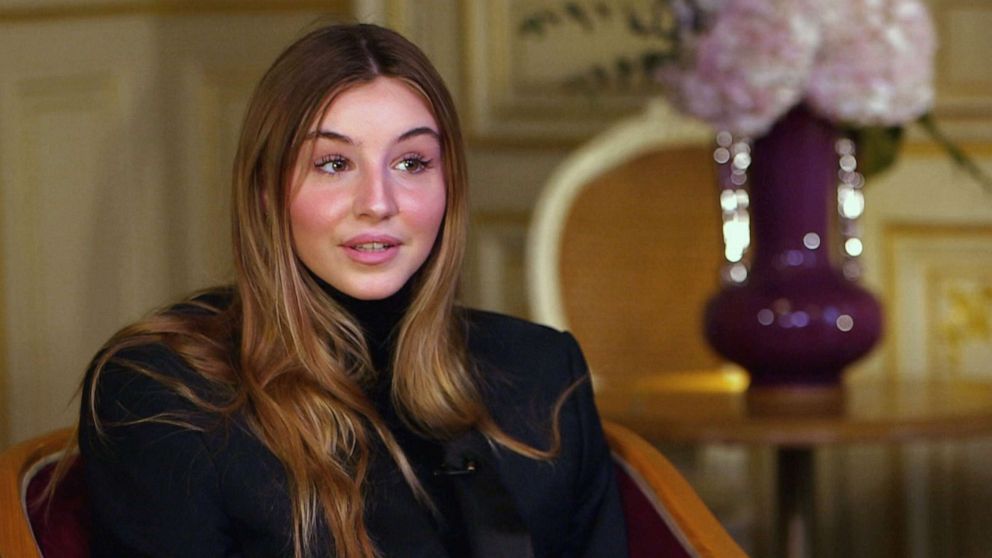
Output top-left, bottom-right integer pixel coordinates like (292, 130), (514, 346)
(594, 372), (992, 447)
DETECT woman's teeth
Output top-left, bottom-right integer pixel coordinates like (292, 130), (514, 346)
(354, 242), (390, 252)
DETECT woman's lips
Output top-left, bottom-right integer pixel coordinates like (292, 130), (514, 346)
(341, 235), (401, 265)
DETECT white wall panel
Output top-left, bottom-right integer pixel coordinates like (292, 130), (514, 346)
(0, 7), (344, 446)
(0, 18), (162, 444)
(3, 74), (126, 440)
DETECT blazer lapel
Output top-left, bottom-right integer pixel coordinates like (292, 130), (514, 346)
(440, 431), (535, 558)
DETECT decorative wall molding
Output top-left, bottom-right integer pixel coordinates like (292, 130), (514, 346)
(463, 211), (530, 319)
(884, 223), (992, 379)
(2, 71), (127, 442)
(0, 0), (348, 22)
(933, 1), (992, 103)
(179, 63), (262, 288)
(928, 0), (992, 140)
(461, 0), (658, 145)
(379, 0), (463, 104)
(927, 266), (992, 378)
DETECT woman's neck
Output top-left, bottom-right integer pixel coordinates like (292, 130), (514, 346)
(318, 277), (413, 373)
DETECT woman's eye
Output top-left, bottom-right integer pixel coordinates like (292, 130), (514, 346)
(315, 156), (350, 174)
(395, 156), (432, 174)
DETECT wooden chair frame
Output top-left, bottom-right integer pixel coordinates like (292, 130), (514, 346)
(525, 99), (710, 332)
(603, 420), (747, 557)
(0, 427), (74, 558)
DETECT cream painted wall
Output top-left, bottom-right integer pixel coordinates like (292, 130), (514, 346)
(0, 2), (349, 447)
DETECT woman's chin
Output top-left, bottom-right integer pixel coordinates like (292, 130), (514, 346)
(334, 279), (407, 301)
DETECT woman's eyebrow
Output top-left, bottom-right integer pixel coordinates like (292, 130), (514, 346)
(305, 129), (352, 143)
(397, 126), (440, 143)
(304, 126), (439, 144)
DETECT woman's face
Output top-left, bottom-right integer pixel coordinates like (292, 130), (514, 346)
(289, 77), (446, 300)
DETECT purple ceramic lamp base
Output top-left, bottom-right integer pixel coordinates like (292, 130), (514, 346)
(704, 105), (883, 388)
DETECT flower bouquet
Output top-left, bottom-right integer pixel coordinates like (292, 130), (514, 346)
(521, 0), (979, 385)
(521, 0), (988, 183)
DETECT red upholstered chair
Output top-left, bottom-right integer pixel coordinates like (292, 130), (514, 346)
(0, 427), (89, 558)
(2, 424), (746, 557)
(604, 420), (747, 558)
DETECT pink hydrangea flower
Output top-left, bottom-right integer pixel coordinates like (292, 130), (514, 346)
(805, 0), (936, 125)
(658, 0), (936, 134)
(659, 0), (819, 136)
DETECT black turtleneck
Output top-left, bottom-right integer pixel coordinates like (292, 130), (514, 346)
(323, 280), (471, 557)
(323, 280), (411, 375)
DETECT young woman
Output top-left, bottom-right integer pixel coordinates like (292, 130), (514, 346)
(78, 23), (627, 558)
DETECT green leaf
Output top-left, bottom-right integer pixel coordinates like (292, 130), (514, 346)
(518, 18), (546, 36)
(564, 2), (595, 31)
(846, 126), (904, 178)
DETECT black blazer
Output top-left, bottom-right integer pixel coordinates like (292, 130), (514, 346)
(79, 309), (628, 557)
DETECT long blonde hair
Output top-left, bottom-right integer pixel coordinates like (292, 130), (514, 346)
(74, 23), (566, 558)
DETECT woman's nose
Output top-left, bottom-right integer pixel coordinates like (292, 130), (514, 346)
(353, 168), (399, 219)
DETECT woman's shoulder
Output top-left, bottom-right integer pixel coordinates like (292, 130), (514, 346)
(91, 287), (234, 372)
(461, 307), (572, 349)
(91, 342), (205, 387)
(83, 344), (225, 427)
(82, 287), (237, 424)
(460, 308), (586, 389)
(162, 285), (237, 317)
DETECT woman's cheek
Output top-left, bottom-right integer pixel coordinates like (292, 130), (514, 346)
(291, 186), (346, 234)
(405, 184), (446, 235)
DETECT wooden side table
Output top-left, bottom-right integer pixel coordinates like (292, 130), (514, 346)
(595, 376), (992, 558)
